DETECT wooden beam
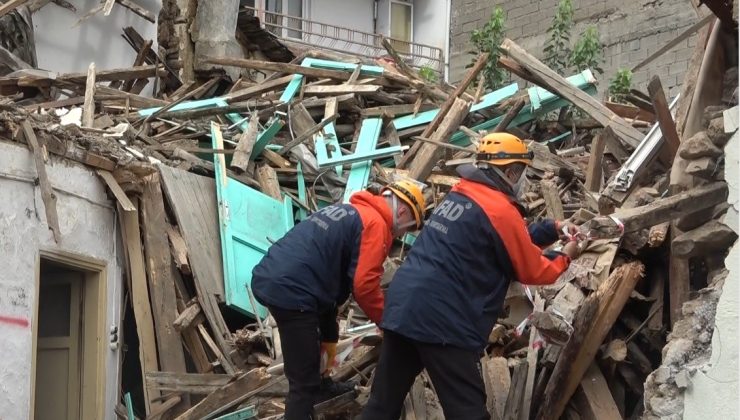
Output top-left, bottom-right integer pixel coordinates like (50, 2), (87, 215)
(600, 125), (631, 162)
(0, 0), (29, 18)
(494, 98), (526, 132)
(536, 262), (644, 420)
(119, 200), (160, 414)
(115, 0), (155, 22)
(21, 121), (61, 243)
(672, 219), (738, 258)
(612, 182), (728, 232)
(675, 21), (714, 140)
(230, 114), (259, 173)
(503, 360), (528, 420)
(520, 294), (544, 420)
(572, 363), (622, 420)
(141, 174), (190, 414)
(82, 63), (96, 128)
(57, 64), (165, 84)
(166, 225), (191, 276)
(500, 38), (643, 147)
(173, 301), (203, 332)
(204, 57), (383, 84)
(277, 113), (338, 155)
(256, 164), (282, 201)
(174, 368), (273, 420)
(541, 179), (565, 220)
(226, 75), (294, 102)
(96, 170), (136, 211)
(398, 53), (488, 168)
(647, 76), (681, 165)
(146, 372), (233, 394)
(302, 84), (381, 95)
(585, 132), (606, 192)
(408, 97), (471, 181)
(488, 357), (511, 420)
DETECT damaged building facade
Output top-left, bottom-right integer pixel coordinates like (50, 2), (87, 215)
(0, 0), (737, 419)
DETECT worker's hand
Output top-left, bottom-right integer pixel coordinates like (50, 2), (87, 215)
(556, 220), (583, 242)
(320, 341), (338, 377)
(561, 240), (581, 260)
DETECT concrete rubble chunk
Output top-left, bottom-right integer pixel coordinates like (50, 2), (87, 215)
(679, 132), (724, 160)
(707, 117), (732, 147)
(673, 219), (739, 258)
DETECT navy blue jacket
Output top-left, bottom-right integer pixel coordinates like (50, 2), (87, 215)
(252, 191), (393, 332)
(381, 167), (570, 350)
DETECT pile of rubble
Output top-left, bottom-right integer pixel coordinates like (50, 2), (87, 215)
(0, 4), (737, 420)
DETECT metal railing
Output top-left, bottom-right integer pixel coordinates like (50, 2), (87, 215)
(242, 6), (444, 75)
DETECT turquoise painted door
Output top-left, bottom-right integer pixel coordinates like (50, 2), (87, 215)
(211, 123), (294, 319)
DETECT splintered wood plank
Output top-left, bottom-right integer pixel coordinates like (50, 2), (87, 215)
(102, 0), (115, 15)
(398, 53), (487, 168)
(647, 76), (680, 165)
(204, 57), (384, 84)
(116, 0), (155, 22)
(573, 363), (622, 420)
(96, 170), (136, 211)
(166, 225), (191, 276)
(488, 357), (511, 420)
(82, 63), (96, 127)
(141, 174), (190, 414)
(118, 200), (160, 414)
(174, 368), (273, 420)
(145, 372), (234, 394)
(159, 165), (238, 374)
(303, 84), (381, 95)
(585, 132), (606, 192)
(21, 120), (60, 243)
(278, 114), (338, 155)
(541, 180), (565, 220)
(230, 114), (260, 173)
(612, 182), (728, 232)
(600, 125), (631, 162)
(173, 301), (203, 331)
(503, 360), (528, 420)
(536, 262), (644, 420)
(520, 293), (544, 420)
(500, 38), (643, 147)
(226, 75), (294, 102)
(256, 163), (282, 201)
(408, 97), (471, 181)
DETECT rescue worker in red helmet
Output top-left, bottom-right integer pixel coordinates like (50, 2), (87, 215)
(362, 133), (582, 420)
(252, 179), (426, 420)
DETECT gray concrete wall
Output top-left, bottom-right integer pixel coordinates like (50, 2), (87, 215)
(0, 141), (122, 419)
(449, 0), (699, 98)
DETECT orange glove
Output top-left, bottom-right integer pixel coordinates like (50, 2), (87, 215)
(320, 342), (337, 377)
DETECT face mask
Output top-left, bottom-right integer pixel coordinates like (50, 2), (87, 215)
(489, 165), (527, 199)
(386, 193), (416, 235)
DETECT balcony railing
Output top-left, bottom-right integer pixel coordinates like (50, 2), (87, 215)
(242, 6), (444, 75)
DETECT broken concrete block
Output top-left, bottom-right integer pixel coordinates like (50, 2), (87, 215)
(652, 366), (673, 384)
(679, 132), (724, 160)
(662, 338), (693, 366)
(674, 370), (691, 389)
(703, 105), (726, 127)
(708, 117), (732, 147)
(685, 157), (720, 179)
(673, 220), (738, 258)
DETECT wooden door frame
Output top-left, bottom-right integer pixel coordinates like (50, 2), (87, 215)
(31, 250), (108, 420)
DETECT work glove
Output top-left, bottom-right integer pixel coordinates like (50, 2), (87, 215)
(556, 220), (584, 242)
(320, 341), (337, 377)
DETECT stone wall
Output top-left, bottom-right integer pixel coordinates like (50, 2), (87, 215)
(449, 0), (700, 98)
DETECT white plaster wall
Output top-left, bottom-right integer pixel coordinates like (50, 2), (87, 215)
(308, 0), (374, 34)
(412, 0), (446, 50)
(0, 141), (122, 420)
(683, 109), (740, 419)
(32, 0), (160, 78)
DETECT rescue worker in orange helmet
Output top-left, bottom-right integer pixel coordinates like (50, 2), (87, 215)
(362, 133), (582, 420)
(252, 179), (426, 420)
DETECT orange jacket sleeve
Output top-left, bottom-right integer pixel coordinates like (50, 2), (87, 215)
(493, 211), (571, 285)
(351, 217), (391, 324)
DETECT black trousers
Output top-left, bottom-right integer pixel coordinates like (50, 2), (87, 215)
(269, 306), (338, 420)
(362, 330), (490, 420)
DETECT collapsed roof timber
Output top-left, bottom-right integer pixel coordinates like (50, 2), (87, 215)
(0, 1), (737, 419)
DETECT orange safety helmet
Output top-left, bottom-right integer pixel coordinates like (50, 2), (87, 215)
(477, 133), (534, 166)
(381, 179), (426, 230)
